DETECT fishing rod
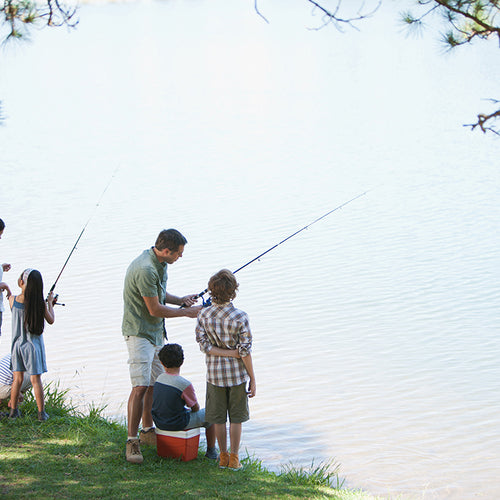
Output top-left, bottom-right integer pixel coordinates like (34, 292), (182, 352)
(194, 190), (368, 304)
(49, 167), (119, 302)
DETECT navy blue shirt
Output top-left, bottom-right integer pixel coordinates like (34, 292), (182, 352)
(152, 372), (198, 431)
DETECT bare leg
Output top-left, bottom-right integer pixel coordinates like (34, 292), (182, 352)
(127, 385), (148, 437)
(9, 371), (24, 409)
(30, 374), (45, 412)
(229, 422), (242, 455)
(141, 386), (154, 428)
(206, 424), (216, 449)
(214, 423), (227, 453)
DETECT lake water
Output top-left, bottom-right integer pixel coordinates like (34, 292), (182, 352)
(1, 0), (499, 498)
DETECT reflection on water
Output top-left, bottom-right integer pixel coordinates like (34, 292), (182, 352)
(0, 1), (499, 498)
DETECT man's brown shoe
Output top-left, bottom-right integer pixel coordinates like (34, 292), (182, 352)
(139, 428), (157, 446)
(126, 439), (143, 464)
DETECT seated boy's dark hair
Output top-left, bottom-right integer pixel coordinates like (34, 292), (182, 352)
(208, 269), (238, 304)
(158, 343), (184, 368)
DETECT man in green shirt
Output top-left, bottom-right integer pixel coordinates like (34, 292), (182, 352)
(123, 228), (201, 464)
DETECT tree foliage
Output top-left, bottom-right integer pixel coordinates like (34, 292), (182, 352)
(402, 0), (500, 48)
(259, 0), (500, 135)
(401, 1), (500, 134)
(1, 0), (77, 42)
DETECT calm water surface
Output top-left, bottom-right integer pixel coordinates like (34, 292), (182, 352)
(1, 1), (499, 498)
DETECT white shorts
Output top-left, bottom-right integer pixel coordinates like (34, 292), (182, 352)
(125, 335), (164, 387)
(0, 373), (32, 400)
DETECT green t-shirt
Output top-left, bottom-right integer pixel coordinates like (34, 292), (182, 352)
(122, 248), (167, 346)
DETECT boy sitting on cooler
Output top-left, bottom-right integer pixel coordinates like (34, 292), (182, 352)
(152, 343), (220, 459)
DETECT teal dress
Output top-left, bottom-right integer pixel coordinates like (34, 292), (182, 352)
(10, 297), (47, 375)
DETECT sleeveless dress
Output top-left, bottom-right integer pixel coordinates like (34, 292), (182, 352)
(10, 297), (47, 375)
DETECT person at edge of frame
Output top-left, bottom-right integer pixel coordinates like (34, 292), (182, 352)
(122, 228), (202, 464)
(0, 218), (12, 342)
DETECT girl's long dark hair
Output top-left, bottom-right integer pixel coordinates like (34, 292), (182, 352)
(24, 270), (46, 336)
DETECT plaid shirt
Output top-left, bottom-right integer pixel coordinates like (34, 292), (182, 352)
(195, 302), (252, 388)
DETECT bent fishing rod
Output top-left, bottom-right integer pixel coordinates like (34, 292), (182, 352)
(49, 167), (119, 304)
(193, 190), (368, 305)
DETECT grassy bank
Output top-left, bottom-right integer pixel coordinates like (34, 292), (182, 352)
(0, 385), (378, 499)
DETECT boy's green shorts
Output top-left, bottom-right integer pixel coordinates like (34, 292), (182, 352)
(205, 382), (249, 424)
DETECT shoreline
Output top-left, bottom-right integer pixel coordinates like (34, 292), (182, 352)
(0, 383), (379, 499)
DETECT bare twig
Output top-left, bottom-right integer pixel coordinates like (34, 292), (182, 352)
(306, 0), (381, 31)
(464, 106), (500, 135)
(253, 0), (380, 30)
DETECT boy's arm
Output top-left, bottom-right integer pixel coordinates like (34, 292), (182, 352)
(241, 353), (256, 398)
(195, 315), (239, 357)
(182, 384), (200, 412)
(207, 346), (240, 358)
(195, 317), (216, 354)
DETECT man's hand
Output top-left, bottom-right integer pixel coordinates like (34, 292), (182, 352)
(181, 294), (199, 307)
(2, 263), (11, 272)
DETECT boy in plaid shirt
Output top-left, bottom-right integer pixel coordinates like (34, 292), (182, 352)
(195, 269), (256, 470)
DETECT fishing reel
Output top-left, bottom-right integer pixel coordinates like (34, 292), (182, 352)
(180, 293), (210, 309)
(196, 290), (212, 307)
(46, 293), (66, 306)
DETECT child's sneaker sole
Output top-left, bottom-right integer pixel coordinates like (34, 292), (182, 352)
(228, 453), (242, 470)
(218, 451), (229, 468)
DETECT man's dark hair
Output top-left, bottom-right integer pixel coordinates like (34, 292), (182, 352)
(155, 229), (187, 252)
(0, 219), (5, 231)
(158, 343), (184, 368)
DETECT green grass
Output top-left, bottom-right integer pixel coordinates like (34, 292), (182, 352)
(0, 384), (379, 499)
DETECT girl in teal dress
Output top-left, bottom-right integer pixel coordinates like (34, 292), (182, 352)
(8, 268), (56, 421)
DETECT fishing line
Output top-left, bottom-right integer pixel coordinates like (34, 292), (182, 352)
(195, 190), (368, 304)
(49, 166), (119, 298)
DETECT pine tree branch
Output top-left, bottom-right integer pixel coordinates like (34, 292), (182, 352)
(464, 106), (500, 135)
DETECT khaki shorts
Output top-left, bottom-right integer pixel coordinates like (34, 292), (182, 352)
(125, 335), (163, 387)
(205, 382), (249, 424)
